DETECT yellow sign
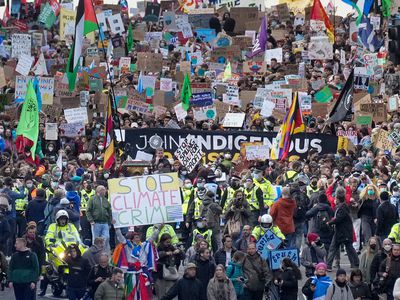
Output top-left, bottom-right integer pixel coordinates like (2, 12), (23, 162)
(59, 8), (76, 40)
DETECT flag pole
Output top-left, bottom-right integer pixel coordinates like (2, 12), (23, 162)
(88, 0), (124, 161)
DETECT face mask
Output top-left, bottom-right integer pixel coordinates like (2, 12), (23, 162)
(370, 244), (377, 250)
(367, 190), (375, 196)
(380, 188), (387, 193)
(26, 183), (33, 189)
(181, 170), (187, 175)
(224, 154), (232, 160)
(185, 183), (192, 189)
(96, 124), (101, 129)
(62, 162), (67, 167)
(55, 172), (62, 177)
(27, 233), (35, 239)
(244, 182), (252, 189)
(104, 173), (109, 179)
(253, 173), (262, 180)
(51, 182), (59, 188)
(25, 152), (31, 157)
(98, 145), (104, 151)
(100, 132), (105, 137)
(197, 183), (204, 188)
(48, 147), (54, 152)
(384, 245), (392, 252)
(196, 222), (204, 229)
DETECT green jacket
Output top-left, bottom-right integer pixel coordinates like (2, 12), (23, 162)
(8, 249), (39, 284)
(86, 195), (112, 225)
(94, 279), (124, 300)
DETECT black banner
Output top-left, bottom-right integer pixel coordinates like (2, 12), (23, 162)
(123, 128), (339, 161)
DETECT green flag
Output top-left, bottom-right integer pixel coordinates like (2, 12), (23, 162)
(314, 86), (333, 103)
(181, 73), (192, 111)
(127, 22), (134, 53)
(16, 80), (39, 158)
(382, 0), (392, 16)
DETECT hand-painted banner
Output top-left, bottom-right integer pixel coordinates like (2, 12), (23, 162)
(269, 248), (300, 269)
(123, 128), (339, 162)
(109, 173), (184, 228)
(256, 230), (283, 260)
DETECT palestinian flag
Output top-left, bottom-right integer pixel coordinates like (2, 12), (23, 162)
(103, 94), (116, 170)
(66, 0), (98, 91)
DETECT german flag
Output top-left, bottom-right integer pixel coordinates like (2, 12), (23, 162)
(103, 94), (116, 170)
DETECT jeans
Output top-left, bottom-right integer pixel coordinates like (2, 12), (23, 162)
(326, 238), (359, 268)
(67, 286), (86, 300)
(361, 215), (375, 245)
(294, 222), (305, 250)
(91, 223), (110, 253)
(13, 282), (35, 300)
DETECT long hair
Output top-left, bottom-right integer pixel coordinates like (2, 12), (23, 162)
(281, 257), (302, 280)
(359, 184), (379, 200)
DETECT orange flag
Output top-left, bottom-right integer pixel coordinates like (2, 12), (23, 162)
(310, 0), (335, 44)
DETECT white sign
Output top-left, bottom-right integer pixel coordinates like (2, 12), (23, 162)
(45, 123), (58, 140)
(308, 36), (333, 60)
(223, 113), (246, 128)
(175, 136), (203, 173)
(222, 85), (240, 106)
(12, 34), (32, 59)
(15, 55), (34, 76)
(96, 12), (108, 32)
(265, 48), (283, 63)
(160, 78), (173, 92)
(107, 14), (125, 35)
(174, 102), (187, 121)
(59, 122), (86, 137)
(193, 105), (217, 121)
(246, 145), (270, 160)
(64, 107), (89, 124)
(32, 53), (48, 76)
(135, 150), (154, 161)
(260, 100), (276, 117)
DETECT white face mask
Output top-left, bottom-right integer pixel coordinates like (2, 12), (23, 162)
(253, 173), (262, 180)
(384, 245), (392, 252)
(98, 145), (104, 151)
(244, 182), (252, 189)
(104, 173), (109, 179)
(184, 183), (192, 189)
(26, 183), (33, 189)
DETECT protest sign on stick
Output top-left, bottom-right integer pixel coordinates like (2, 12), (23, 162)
(175, 136), (203, 173)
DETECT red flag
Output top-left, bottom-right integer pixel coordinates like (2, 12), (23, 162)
(2, 6), (10, 27)
(311, 0), (335, 43)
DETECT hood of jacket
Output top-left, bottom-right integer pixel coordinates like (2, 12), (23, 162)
(66, 191), (79, 202)
(34, 196), (46, 203)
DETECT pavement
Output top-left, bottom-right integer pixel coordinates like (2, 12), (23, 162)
(0, 248), (353, 300)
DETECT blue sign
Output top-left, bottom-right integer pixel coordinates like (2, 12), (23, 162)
(190, 92), (213, 107)
(194, 28), (216, 43)
(256, 230), (282, 260)
(268, 248), (300, 270)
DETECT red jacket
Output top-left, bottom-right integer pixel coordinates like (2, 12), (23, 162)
(326, 185), (351, 210)
(269, 197), (296, 235)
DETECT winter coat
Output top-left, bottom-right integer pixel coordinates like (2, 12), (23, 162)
(53, 203), (80, 224)
(0, 216), (10, 245)
(214, 247), (237, 267)
(301, 243), (327, 277)
(359, 248), (378, 284)
(278, 267), (299, 300)
(348, 281), (372, 300)
(375, 201), (398, 238)
(207, 277), (237, 300)
(199, 197), (222, 230)
(161, 274), (202, 300)
(226, 261), (245, 296)
(8, 249), (39, 284)
(242, 252), (271, 291)
(44, 196), (61, 226)
(86, 195), (112, 225)
(370, 251), (387, 282)
(357, 198), (378, 219)
(82, 244), (105, 267)
(269, 197), (296, 235)
(329, 202), (354, 243)
(94, 279), (124, 300)
(65, 256), (91, 289)
(326, 185), (351, 209)
(324, 281), (354, 300)
(87, 264), (113, 296)
(379, 255), (400, 294)
(25, 196), (47, 224)
(66, 191), (81, 213)
(306, 202), (335, 242)
(25, 235), (46, 270)
(194, 256), (216, 300)
(155, 244), (183, 280)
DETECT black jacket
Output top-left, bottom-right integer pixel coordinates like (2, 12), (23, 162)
(87, 264), (113, 296)
(214, 248), (237, 266)
(0, 216), (10, 245)
(161, 274), (202, 300)
(370, 251), (387, 281)
(375, 201), (397, 237)
(194, 256), (216, 300)
(349, 281), (371, 300)
(306, 202), (334, 242)
(329, 202), (354, 243)
(278, 268), (299, 300)
(25, 235), (46, 270)
(65, 256), (91, 289)
(358, 199), (378, 218)
(25, 197), (47, 224)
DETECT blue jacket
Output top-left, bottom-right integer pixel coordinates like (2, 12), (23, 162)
(226, 261), (245, 296)
(2, 187), (26, 218)
(66, 191), (81, 213)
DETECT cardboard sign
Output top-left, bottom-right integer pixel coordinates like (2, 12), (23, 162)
(193, 105), (217, 121)
(107, 14), (125, 35)
(269, 248), (300, 270)
(308, 36), (333, 60)
(137, 52), (163, 73)
(109, 173), (184, 228)
(256, 230), (283, 260)
(210, 45), (241, 63)
(125, 99), (150, 114)
(214, 100), (230, 119)
(160, 78), (173, 92)
(230, 7), (258, 34)
(15, 54), (34, 76)
(388, 131), (400, 148)
(388, 95), (399, 112)
(223, 113), (246, 127)
(15, 76), (55, 104)
(359, 102), (386, 123)
(64, 107), (88, 124)
(188, 13), (215, 29)
(374, 129), (396, 154)
(265, 48), (283, 63)
(11, 33), (31, 58)
(59, 122), (85, 137)
(246, 144), (270, 160)
(243, 61), (266, 75)
(222, 86), (240, 106)
(232, 35), (253, 50)
(45, 123), (58, 140)
(59, 8), (75, 40)
(174, 136), (203, 173)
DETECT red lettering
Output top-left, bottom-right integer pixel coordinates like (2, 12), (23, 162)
(112, 195), (123, 211)
(152, 191), (161, 207)
(138, 192), (151, 207)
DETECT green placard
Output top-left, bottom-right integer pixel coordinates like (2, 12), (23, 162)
(314, 86), (333, 103)
(356, 115), (372, 126)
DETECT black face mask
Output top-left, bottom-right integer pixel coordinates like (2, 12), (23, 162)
(370, 244), (376, 250)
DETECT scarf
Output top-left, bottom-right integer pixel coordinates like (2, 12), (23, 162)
(212, 278), (231, 300)
(311, 275), (332, 300)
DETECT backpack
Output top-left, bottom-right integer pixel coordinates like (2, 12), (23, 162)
(315, 209), (333, 234)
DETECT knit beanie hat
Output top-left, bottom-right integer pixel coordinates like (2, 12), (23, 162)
(336, 268), (346, 277)
(307, 233), (319, 243)
(315, 262), (327, 270)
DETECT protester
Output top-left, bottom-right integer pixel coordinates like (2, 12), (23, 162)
(234, 225), (252, 252)
(302, 262), (332, 300)
(325, 269), (354, 300)
(82, 237), (106, 267)
(348, 269), (372, 300)
(214, 234), (237, 267)
(87, 253), (113, 299)
(274, 257), (302, 300)
(359, 236), (379, 285)
(226, 251), (246, 300)
(301, 233), (327, 277)
(194, 247), (216, 300)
